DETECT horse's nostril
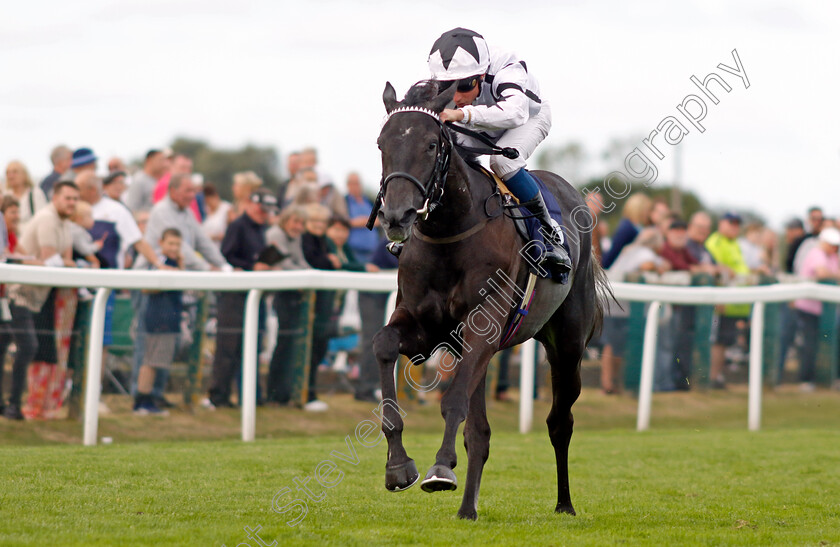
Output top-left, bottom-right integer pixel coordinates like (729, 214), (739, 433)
(381, 208), (416, 229)
(401, 208), (417, 224)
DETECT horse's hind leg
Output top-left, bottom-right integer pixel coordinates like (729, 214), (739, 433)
(457, 375), (490, 520)
(544, 338), (583, 515)
(373, 323), (419, 491)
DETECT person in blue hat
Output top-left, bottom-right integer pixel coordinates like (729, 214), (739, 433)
(60, 147), (98, 183)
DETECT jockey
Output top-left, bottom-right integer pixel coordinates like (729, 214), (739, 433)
(428, 27), (571, 275)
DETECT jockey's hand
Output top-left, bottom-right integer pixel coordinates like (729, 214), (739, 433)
(440, 108), (465, 123)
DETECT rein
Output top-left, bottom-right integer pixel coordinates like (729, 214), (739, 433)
(444, 122), (519, 160)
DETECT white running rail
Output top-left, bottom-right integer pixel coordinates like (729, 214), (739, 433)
(2, 263), (839, 442)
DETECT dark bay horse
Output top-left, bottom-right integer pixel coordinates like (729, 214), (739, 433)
(372, 80), (608, 520)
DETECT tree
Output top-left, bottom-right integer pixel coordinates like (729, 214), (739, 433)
(170, 136), (281, 200)
(534, 141), (586, 185)
(579, 178), (708, 233)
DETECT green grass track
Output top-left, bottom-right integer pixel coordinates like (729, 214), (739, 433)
(2, 427), (839, 546)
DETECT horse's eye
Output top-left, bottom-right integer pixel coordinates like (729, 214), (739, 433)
(428, 142), (437, 151)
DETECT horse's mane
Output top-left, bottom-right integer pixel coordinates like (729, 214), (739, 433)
(398, 80), (483, 174)
(454, 146), (480, 167)
(402, 80), (440, 107)
(400, 80), (480, 165)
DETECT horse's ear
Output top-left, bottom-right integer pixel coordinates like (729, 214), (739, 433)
(383, 82), (399, 113)
(429, 84), (456, 113)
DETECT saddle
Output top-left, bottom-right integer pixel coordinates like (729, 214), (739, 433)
(471, 163), (532, 244)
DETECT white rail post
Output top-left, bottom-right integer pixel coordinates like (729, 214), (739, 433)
(636, 301), (662, 432)
(748, 301), (765, 432)
(242, 289), (263, 442)
(83, 287), (112, 446)
(385, 291), (397, 323)
(519, 338), (537, 433)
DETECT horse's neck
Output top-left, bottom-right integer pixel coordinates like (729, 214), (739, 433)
(418, 155), (488, 237)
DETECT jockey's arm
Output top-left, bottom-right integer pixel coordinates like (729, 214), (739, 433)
(460, 63), (531, 130)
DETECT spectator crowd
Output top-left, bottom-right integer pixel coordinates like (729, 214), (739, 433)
(591, 192), (840, 395)
(0, 145), (389, 420)
(1, 144), (838, 422)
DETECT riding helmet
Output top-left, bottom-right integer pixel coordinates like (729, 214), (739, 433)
(428, 27), (490, 81)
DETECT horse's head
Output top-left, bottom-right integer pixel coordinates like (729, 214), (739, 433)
(376, 80), (456, 242)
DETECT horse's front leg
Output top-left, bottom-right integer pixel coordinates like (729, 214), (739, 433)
(421, 331), (495, 495)
(372, 315), (421, 492)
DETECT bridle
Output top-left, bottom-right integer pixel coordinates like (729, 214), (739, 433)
(366, 106), (453, 229)
(365, 104), (520, 231)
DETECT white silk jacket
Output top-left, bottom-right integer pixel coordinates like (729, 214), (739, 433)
(459, 46), (543, 135)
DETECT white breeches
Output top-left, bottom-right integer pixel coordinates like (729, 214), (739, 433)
(490, 101), (552, 180)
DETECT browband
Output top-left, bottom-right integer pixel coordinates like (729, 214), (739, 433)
(382, 106), (441, 126)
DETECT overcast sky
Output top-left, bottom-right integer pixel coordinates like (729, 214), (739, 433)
(2, 0), (838, 228)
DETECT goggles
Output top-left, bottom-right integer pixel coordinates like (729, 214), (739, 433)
(439, 75), (482, 93)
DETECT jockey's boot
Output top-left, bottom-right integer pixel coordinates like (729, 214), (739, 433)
(523, 191), (572, 276)
(386, 241), (403, 257)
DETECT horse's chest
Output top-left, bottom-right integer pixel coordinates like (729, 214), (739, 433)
(445, 290), (470, 320)
(414, 284), (470, 325)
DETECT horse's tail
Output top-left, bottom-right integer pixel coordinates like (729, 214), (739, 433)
(586, 257), (617, 345)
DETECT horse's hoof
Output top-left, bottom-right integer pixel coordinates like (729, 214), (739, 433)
(385, 459), (419, 492)
(420, 464), (457, 493)
(555, 503), (576, 516)
(457, 509), (478, 521)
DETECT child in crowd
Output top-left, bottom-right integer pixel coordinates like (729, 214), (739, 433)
(298, 204), (337, 412)
(134, 228), (184, 416)
(325, 217), (378, 272)
(70, 200), (103, 268)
